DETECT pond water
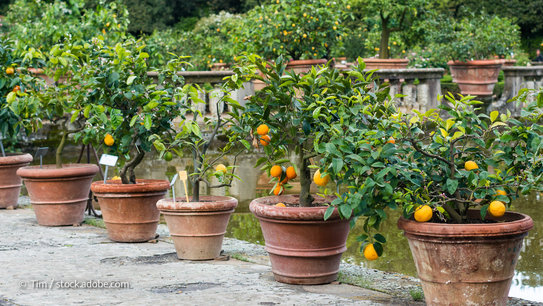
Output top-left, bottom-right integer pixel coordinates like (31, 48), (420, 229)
(26, 144), (543, 302)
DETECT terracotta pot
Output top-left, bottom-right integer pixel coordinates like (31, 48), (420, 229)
(210, 63), (230, 71)
(156, 196), (238, 260)
(17, 164), (99, 226)
(501, 59), (517, 66)
(91, 179), (169, 242)
(286, 59), (329, 75)
(363, 58), (409, 70)
(447, 60), (503, 96)
(250, 195), (350, 285)
(398, 210), (533, 306)
(0, 154), (33, 209)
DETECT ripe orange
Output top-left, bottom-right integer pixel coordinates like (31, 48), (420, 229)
(260, 134), (271, 146)
(12, 85), (21, 92)
(488, 201), (505, 217)
(256, 124), (269, 136)
(414, 205), (432, 222)
(464, 161), (479, 171)
(386, 138), (395, 144)
(5, 67), (14, 75)
(495, 189), (507, 196)
(273, 184), (283, 196)
(104, 134), (114, 146)
(313, 169), (330, 187)
(363, 243), (379, 261)
(215, 164), (227, 174)
(275, 203), (286, 207)
(286, 166), (297, 180)
(270, 165), (282, 177)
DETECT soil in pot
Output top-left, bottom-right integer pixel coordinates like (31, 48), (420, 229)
(91, 179), (169, 243)
(0, 153), (33, 209)
(17, 164), (99, 226)
(156, 196), (238, 260)
(398, 210), (533, 306)
(250, 195), (350, 285)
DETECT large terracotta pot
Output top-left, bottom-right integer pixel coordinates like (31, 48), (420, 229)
(156, 196), (238, 260)
(286, 59), (329, 75)
(0, 153), (33, 209)
(447, 59), (502, 96)
(398, 210), (533, 306)
(91, 179), (169, 242)
(250, 195), (350, 285)
(363, 58), (409, 70)
(17, 164), (99, 226)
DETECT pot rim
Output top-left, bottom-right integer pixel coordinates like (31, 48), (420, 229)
(363, 58), (409, 63)
(17, 163), (99, 179)
(397, 210), (533, 238)
(91, 179), (170, 194)
(156, 195), (238, 212)
(249, 195), (343, 221)
(447, 59), (503, 66)
(287, 58), (328, 66)
(0, 153), (33, 166)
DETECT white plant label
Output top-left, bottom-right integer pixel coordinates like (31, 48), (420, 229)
(99, 154), (118, 167)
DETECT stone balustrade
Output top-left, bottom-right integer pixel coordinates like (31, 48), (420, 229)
(363, 68), (445, 113)
(489, 66), (543, 113)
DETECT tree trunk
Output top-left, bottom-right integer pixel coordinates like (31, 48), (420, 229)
(192, 152), (202, 202)
(379, 27), (391, 59)
(120, 149), (145, 184)
(298, 144), (314, 207)
(55, 130), (67, 168)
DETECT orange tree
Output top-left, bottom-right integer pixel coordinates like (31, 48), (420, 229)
(230, 55), (399, 210)
(73, 37), (188, 184)
(397, 93), (543, 224)
(234, 0), (351, 60)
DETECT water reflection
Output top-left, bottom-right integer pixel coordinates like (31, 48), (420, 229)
(29, 146), (543, 302)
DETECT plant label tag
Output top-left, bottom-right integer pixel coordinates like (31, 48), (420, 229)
(178, 170), (190, 203)
(170, 173), (179, 187)
(99, 154), (118, 167)
(35, 147), (48, 168)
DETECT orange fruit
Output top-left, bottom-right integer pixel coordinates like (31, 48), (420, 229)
(363, 243), (379, 261)
(275, 203), (286, 207)
(256, 124), (269, 136)
(104, 134), (114, 146)
(5, 67), (14, 75)
(488, 201), (505, 217)
(286, 166), (297, 180)
(163, 152), (173, 161)
(386, 138), (395, 144)
(215, 164), (227, 174)
(495, 189), (507, 196)
(313, 169), (330, 187)
(414, 205), (432, 222)
(260, 134), (271, 146)
(464, 161), (478, 171)
(270, 165), (282, 178)
(12, 85), (21, 92)
(273, 184), (283, 195)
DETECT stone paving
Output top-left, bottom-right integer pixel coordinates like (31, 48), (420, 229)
(0, 206), (415, 306)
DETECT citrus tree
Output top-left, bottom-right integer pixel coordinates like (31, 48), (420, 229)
(398, 93), (543, 224)
(150, 65), (253, 201)
(74, 38), (188, 184)
(235, 0), (351, 60)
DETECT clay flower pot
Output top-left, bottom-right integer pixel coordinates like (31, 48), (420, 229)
(156, 196), (238, 260)
(250, 195), (350, 285)
(398, 210), (533, 306)
(17, 164), (99, 226)
(91, 179), (169, 242)
(447, 59), (503, 96)
(363, 58), (409, 70)
(0, 153), (33, 209)
(286, 59), (329, 75)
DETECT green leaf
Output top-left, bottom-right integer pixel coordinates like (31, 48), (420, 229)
(144, 114), (152, 130)
(126, 75), (137, 85)
(339, 204), (352, 219)
(6, 92), (16, 103)
(324, 206), (334, 220)
(332, 158), (344, 174)
(490, 111), (499, 123)
(446, 178), (458, 194)
(373, 234), (386, 244)
(241, 139), (251, 150)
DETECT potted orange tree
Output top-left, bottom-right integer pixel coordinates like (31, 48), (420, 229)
(76, 37), (188, 242)
(429, 14), (520, 96)
(231, 55), (394, 284)
(394, 93), (541, 305)
(151, 66), (252, 260)
(10, 44), (99, 226)
(235, 0), (350, 75)
(0, 38), (33, 209)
